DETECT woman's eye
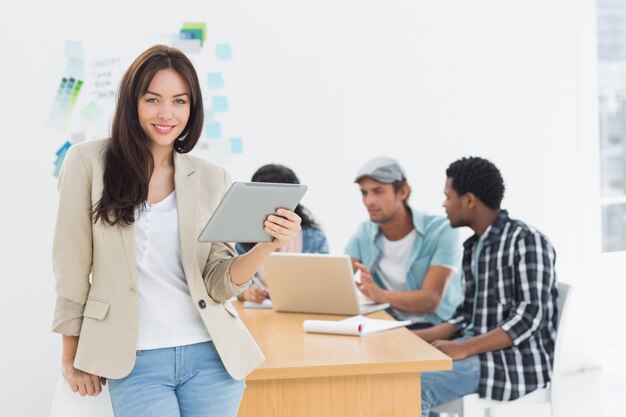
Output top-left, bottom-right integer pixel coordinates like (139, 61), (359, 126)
(146, 98), (158, 103)
(175, 99), (187, 105)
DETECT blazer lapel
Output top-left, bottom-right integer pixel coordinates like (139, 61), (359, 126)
(174, 152), (198, 287)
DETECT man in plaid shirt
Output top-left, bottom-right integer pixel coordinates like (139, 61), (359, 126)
(416, 157), (558, 417)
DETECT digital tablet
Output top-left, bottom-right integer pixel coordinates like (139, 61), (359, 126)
(198, 182), (308, 242)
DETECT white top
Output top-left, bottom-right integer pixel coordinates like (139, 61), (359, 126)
(377, 229), (428, 323)
(134, 191), (211, 350)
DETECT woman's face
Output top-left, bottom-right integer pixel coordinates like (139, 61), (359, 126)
(137, 68), (191, 151)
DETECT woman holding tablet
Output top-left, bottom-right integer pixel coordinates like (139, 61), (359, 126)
(236, 164), (329, 303)
(52, 45), (301, 417)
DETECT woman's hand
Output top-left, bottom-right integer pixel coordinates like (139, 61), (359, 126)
(62, 358), (106, 396)
(229, 209), (302, 285)
(263, 208), (302, 249)
(241, 286), (268, 303)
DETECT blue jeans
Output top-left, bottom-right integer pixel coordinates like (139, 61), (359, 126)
(108, 342), (245, 417)
(421, 354), (480, 417)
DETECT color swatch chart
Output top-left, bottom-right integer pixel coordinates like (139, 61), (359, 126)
(49, 77), (83, 129)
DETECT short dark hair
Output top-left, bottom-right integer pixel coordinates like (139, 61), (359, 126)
(390, 178), (411, 207)
(446, 157), (505, 209)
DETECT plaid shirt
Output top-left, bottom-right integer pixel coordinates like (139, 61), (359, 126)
(448, 210), (558, 401)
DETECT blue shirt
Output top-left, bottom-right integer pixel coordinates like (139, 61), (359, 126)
(344, 208), (463, 324)
(235, 226), (329, 255)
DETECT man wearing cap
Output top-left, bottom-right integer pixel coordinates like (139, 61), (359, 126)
(345, 157), (463, 328)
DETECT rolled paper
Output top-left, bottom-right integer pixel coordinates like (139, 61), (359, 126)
(303, 320), (363, 336)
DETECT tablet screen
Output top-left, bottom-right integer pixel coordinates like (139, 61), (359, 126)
(197, 182), (308, 242)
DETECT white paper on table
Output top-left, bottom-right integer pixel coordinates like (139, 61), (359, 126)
(303, 315), (411, 336)
(243, 299), (273, 309)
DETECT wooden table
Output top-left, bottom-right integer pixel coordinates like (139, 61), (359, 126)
(236, 305), (451, 417)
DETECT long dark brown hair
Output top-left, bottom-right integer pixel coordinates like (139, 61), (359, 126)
(93, 45), (204, 226)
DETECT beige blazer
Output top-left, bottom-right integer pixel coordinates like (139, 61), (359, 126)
(52, 139), (264, 380)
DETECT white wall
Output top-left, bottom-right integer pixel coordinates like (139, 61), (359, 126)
(0, 1), (605, 416)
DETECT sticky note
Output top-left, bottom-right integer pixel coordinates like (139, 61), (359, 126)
(207, 73), (224, 89)
(71, 133), (86, 144)
(183, 22), (206, 41)
(172, 39), (202, 54)
(206, 122), (222, 139)
(229, 137), (243, 154)
(53, 157), (64, 178)
(66, 58), (84, 78)
(82, 101), (103, 120)
(216, 43), (232, 60)
(180, 28), (204, 46)
(212, 96), (229, 112)
(65, 41), (84, 59)
(56, 140), (71, 156)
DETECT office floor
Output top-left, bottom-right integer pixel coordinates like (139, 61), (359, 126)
(556, 367), (625, 417)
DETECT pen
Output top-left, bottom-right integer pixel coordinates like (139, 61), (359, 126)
(252, 276), (270, 299)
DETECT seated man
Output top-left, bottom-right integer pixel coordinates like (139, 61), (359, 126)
(418, 156), (559, 417)
(345, 157), (463, 328)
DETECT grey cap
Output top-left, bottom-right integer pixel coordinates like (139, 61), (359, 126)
(354, 156), (406, 183)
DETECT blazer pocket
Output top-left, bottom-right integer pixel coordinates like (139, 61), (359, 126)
(83, 297), (111, 320)
(223, 301), (239, 318)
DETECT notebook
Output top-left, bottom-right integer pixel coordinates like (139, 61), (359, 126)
(303, 315), (411, 336)
(263, 253), (390, 315)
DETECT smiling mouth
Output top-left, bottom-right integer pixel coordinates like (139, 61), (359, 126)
(153, 124), (175, 134)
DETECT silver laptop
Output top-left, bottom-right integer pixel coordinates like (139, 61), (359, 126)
(263, 253), (390, 315)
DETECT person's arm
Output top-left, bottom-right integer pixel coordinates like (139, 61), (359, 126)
(431, 231), (557, 361)
(52, 145), (104, 395)
(204, 168), (302, 301)
(229, 209), (301, 284)
(354, 263), (454, 314)
(414, 322), (457, 343)
(497, 232), (557, 345)
(61, 335), (106, 396)
(239, 285), (269, 303)
(431, 327), (513, 360)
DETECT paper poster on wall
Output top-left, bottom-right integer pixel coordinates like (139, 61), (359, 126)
(53, 32), (247, 173)
(48, 77), (83, 129)
(78, 41), (146, 140)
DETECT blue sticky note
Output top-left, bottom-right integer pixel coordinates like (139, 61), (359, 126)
(53, 157), (64, 177)
(208, 73), (224, 89)
(206, 122), (222, 139)
(212, 96), (229, 112)
(56, 141), (71, 156)
(216, 43), (232, 60)
(229, 137), (243, 154)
